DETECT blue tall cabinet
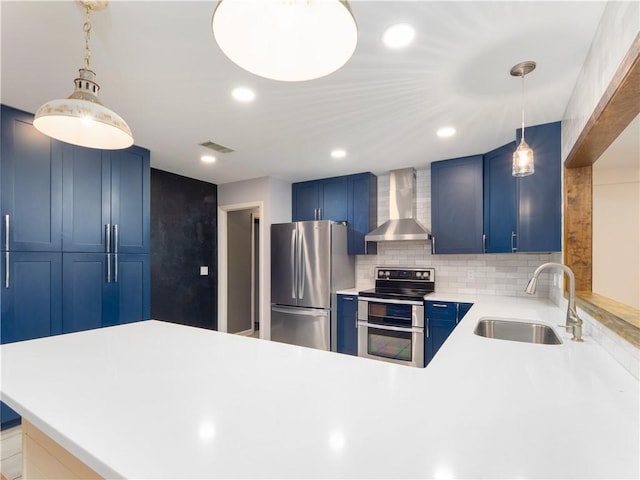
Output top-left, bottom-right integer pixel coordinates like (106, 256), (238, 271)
(0, 104), (150, 429)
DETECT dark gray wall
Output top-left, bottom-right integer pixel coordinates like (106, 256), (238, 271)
(150, 169), (217, 330)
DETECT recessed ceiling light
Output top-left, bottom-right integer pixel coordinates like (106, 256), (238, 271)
(201, 155), (216, 164)
(437, 127), (457, 138)
(231, 87), (256, 102)
(382, 24), (415, 49)
(331, 149), (347, 159)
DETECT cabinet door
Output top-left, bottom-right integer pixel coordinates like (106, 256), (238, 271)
(336, 294), (358, 355)
(319, 176), (348, 222)
(62, 253), (110, 334)
(483, 142), (517, 253)
(516, 122), (562, 252)
(425, 301), (456, 366)
(431, 155), (484, 254)
(292, 181), (320, 221)
(62, 144), (111, 253)
(1, 105), (62, 252)
(110, 146), (150, 254)
(106, 254), (150, 327)
(1, 252), (62, 343)
(347, 173), (377, 255)
(458, 302), (473, 321)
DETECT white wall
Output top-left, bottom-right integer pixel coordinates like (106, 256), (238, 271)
(593, 164), (640, 309)
(218, 176), (291, 339)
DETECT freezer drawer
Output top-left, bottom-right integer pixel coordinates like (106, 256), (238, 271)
(271, 305), (330, 351)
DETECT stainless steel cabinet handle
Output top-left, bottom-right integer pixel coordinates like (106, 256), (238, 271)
(4, 215), (9, 251)
(425, 319), (429, 338)
(113, 224), (119, 283)
(4, 252), (9, 289)
(431, 235), (436, 255)
(511, 231), (517, 253)
(106, 223), (111, 283)
(113, 224), (119, 254)
(482, 234), (486, 254)
(318, 207), (322, 220)
(114, 255), (118, 283)
(456, 303), (460, 324)
(432, 303), (448, 308)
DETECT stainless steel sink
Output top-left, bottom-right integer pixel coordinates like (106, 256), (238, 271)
(474, 318), (562, 345)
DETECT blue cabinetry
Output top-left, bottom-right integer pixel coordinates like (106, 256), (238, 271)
(336, 294), (358, 355)
(424, 300), (472, 366)
(483, 122), (561, 253)
(1, 105), (63, 252)
(292, 176), (348, 222)
(431, 155), (484, 254)
(0, 104), (150, 429)
(292, 172), (377, 255)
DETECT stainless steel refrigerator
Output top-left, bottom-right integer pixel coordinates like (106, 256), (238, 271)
(271, 221), (354, 351)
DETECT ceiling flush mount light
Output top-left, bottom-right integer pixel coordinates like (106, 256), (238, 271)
(33, 1), (133, 150)
(331, 149), (347, 159)
(436, 127), (456, 138)
(201, 155), (217, 164)
(212, 0), (358, 82)
(382, 23), (415, 49)
(231, 87), (256, 103)
(510, 61), (536, 177)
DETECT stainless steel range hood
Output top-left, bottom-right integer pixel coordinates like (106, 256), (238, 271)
(365, 168), (432, 242)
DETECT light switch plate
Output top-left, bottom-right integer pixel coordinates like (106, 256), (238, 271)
(200, 266), (209, 276)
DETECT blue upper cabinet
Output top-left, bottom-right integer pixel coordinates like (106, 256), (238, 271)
(347, 173), (377, 255)
(292, 176), (348, 222)
(293, 172), (377, 255)
(483, 142), (517, 253)
(431, 155), (484, 254)
(1, 105), (63, 252)
(483, 122), (561, 253)
(516, 122), (562, 252)
(63, 144), (150, 254)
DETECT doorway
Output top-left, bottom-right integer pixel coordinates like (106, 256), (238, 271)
(218, 202), (263, 338)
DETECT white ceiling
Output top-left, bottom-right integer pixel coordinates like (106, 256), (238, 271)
(1, 1), (607, 185)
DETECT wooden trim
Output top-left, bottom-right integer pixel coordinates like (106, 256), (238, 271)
(563, 166), (592, 292)
(576, 292), (640, 348)
(22, 420), (103, 480)
(565, 32), (640, 168)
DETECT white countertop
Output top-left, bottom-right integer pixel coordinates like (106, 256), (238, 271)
(1, 297), (638, 479)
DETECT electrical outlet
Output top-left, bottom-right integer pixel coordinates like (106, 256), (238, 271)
(467, 270), (474, 280)
(200, 266), (209, 276)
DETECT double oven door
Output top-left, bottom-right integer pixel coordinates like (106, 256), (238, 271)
(357, 297), (424, 367)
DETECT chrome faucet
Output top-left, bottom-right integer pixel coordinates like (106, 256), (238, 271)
(525, 262), (584, 342)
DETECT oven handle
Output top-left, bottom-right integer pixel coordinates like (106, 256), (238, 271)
(357, 321), (423, 334)
(357, 296), (423, 306)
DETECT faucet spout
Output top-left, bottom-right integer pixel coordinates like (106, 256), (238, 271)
(526, 262), (583, 342)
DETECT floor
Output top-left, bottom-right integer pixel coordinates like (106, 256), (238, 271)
(0, 425), (22, 480)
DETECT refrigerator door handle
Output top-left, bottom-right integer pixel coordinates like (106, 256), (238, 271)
(290, 228), (297, 299)
(298, 229), (305, 300)
(272, 306), (329, 316)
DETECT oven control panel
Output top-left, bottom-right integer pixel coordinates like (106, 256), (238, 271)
(375, 267), (435, 282)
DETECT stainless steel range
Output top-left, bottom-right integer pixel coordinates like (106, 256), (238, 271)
(357, 267), (435, 367)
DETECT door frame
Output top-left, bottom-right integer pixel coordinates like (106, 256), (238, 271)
(218, 201), (264, 337)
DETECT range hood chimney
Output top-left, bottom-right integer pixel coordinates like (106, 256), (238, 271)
(365, 168), (432, 242)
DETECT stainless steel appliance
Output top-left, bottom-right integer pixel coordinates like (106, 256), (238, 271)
(271, 221), (354, 351)
(357, 267), (435, 367)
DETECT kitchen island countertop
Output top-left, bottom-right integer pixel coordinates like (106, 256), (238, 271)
(1, 296), (638, 478)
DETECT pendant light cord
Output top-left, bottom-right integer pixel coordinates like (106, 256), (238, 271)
(521, 74), (526, 143)
(83, 5), (92, 70)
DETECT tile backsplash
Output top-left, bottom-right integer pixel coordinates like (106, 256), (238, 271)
(356, 169), (561, 298)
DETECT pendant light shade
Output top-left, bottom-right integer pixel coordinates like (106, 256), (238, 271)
(34, 1), (133, 150)
(212, 0), (358, 82)
(510, 61), (536, 177)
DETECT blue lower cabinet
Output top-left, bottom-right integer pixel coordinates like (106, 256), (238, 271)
(336, 294), (358, 355)
(63, 253), (149, 332)
(1, 251), (63, 430)
(424, 301), (473, 366)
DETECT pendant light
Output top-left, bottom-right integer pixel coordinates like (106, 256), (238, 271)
(510, 61), (536, 177)
(34, 1), (133, 150)
(212, 0), (358, 82)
